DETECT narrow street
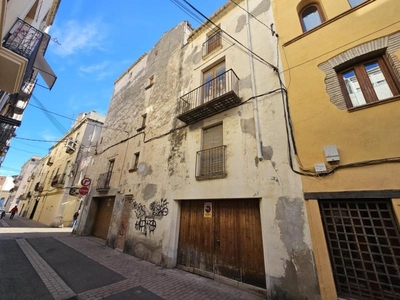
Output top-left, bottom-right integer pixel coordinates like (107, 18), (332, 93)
(0, 215), (264, 300)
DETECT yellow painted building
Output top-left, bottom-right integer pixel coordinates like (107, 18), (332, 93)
(272, 0), (400, 299)
(24, 111), (105, 227)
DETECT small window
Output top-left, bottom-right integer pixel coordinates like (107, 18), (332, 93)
(300, 4), (324, 32)
(129, 152), (140, 172)
(137, 114), (147, 132)
(348, 0), (366, 7)
(145, 76), (154, 89)
(203, 29), (222, 56)
(338, 56), (399, 108)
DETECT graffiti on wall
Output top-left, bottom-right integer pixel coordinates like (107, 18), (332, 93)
(150, 198), (169, 216)
(132, 198), (169, 236)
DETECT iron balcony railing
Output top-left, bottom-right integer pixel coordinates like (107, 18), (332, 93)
(96, 171), (111, 191)
(195, 145), (227, 179)
(3, 18), (43, 59)
(202, 30), (222, 56)
(0, 145), (10, 157)
(51, 173), (66, 188)
(0, 123), (15, 148)
(34, 182), (43, 192)
(178, 69), (240, 124)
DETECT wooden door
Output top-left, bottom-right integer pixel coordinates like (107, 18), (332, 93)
(178, 199), (266, 289)
(92, 197), (115, 240)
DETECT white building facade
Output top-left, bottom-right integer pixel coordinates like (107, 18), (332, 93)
(79, 1), (320, 298)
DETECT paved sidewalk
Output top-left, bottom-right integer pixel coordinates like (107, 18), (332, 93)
(58, 235), (265, 300)
(1, 216), (266, 299)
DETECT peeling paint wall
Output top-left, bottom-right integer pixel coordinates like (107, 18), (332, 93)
(81, 1), (320, 298)
(83, 21), (191, 267)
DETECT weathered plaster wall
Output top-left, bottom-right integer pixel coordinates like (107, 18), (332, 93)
(83, 1), (319, 298)
(84, 21), (191, 267)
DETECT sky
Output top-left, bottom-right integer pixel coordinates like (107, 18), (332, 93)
(0, 0), (228, 177)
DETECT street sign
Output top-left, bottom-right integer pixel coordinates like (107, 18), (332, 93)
(79, 186), (89, 195)
(81, 178), (92, 186)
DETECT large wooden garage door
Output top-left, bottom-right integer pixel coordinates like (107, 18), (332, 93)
(92, 197), (115, 239)
(178, 199), (265, 289)
(320, 199), (400, 300)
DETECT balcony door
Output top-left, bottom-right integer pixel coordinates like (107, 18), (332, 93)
(202, 62), (226, 105)
(200, 124), (223, 177)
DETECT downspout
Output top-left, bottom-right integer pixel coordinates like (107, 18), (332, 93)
(245, 0), (263, 160)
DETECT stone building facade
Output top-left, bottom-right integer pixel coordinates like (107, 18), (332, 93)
(79, 1), (320, 298)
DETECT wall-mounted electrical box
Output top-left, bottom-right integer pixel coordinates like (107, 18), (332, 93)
(324, 145), (340, 162)
(314, 163), (327, 173)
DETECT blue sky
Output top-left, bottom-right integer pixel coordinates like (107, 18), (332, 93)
(1, 0), (227, 176)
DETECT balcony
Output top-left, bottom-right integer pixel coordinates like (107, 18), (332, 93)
(96, 171), (111, 192)
(195, 145), (227, 180)
(51, 173), (66, 188)
(47, 157), (53, 166)
(177, 69), (240, 124)
(0, 18), (57, 94)
(3, 19), (43, 59)
(34, 182), (43, 192)
(0, 19), (42, 93)
(65, 139), (77, 154)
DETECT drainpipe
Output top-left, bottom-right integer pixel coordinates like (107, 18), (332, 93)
(245, 0), (263, 160)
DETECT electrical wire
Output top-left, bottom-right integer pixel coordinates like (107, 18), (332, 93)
(28, 102), (76, 121)
(281, 20), (400, 74)
(181, 0), (278, 71)
(31, 94), (68, 134)
(169, 0), (277, 70)
(229, 0), (274, 33)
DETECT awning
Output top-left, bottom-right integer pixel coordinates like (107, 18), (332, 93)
(33, 54), (57, 90)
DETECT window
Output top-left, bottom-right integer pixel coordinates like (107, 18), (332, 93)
(96, 159), (114, 191)
(196, 123), (226, 179)
(137, 114), (147, 132)
(300, 4), (324, 32)
(202, 61), (226, 104)
(129, 152), (140, 172)
(338, 56), (399, 108)
(203, 29), (222, 56)
(145, 75), (154, 89)
(348, 0), (366, 7)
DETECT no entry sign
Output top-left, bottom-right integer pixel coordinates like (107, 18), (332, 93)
(79, 186), (89, 195)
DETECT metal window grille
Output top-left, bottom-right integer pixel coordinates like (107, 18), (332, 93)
(196, 145), (226, 179)
(320, 200), (400, 300)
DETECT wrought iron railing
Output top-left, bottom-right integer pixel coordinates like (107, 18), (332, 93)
(0, 123), (15, 146)
(202, 30), (222, 56)
(34, 182), (43, 192)
(2, 19), (43, 59)
(0, 145), (10, 157)
(51, 173), (66, 187)
(96, 171), (111, 191)
(179, 69), (239, 115)
(195, 145), (227, 179)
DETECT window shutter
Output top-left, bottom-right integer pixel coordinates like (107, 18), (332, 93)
(203, 124), (222, 150)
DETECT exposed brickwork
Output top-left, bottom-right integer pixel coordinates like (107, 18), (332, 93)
(319, 32), (400, 110)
